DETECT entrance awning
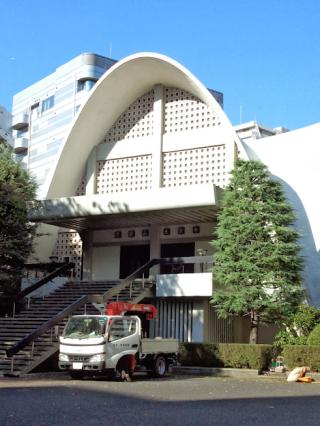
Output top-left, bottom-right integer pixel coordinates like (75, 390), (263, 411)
(28, 184), (222, 231)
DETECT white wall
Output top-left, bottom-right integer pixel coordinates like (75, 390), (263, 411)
(92, 246), (120, 280)
(156, 272), (212, 297)
(243, 123), (320, 305)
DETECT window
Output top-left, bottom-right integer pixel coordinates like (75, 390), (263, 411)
(114, 231), (122, 239)
(108, 319), (137, 341)
(177, 226), (185, 235)
(141, 229), (149, 237)
(77, 79), (96, 92)
(41, 96), (54, 113)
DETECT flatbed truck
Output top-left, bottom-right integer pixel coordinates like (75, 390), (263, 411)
(59, 302), (178, 380)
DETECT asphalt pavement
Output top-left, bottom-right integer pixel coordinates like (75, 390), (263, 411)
(1, 372), (320, 425)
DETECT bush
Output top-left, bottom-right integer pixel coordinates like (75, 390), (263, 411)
(178, 343), (223, 367)
(218, 344), (272, 370)
(273, 329), (308, 348)
(307, 324), (320, 346)
(273, 306), (320, 349)
(179, 343), (272, 371)
(283, 345), (320, 371)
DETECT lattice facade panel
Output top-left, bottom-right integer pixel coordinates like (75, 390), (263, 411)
(76, 175), (86, 196)
(164, 87), (220, 134)
(52, 232), (82, 279)
(96, 155), (152, 194)
(162, 145), (226, 188)
(104, 90), (154, 143)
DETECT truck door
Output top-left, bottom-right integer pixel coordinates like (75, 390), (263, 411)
(106, 317), (139, 366)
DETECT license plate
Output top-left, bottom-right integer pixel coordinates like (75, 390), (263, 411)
(72, 362), (83, 370)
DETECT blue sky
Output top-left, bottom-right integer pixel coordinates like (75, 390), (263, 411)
(1, 0), (319, 130)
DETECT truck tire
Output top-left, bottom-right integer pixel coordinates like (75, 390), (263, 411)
(153, 355), (167, 378)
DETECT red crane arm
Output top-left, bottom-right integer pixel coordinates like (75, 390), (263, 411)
(105, 302), (158, 319)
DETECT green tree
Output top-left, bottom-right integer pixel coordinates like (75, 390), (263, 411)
(0, 144), (37, 295)
(211, 159), (304, 344)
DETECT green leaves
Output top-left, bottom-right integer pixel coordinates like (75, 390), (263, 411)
(0, 145), (37, 295)
(211, 159), (304, 341)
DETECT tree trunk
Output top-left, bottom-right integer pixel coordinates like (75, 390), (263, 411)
(249, 310), (259, 344)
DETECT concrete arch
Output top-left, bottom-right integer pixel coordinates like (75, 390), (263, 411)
(44, 52), (240, 199)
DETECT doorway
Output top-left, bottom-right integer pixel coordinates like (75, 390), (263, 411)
(119, 245), (150, 279)
(160, 242), (195, 274)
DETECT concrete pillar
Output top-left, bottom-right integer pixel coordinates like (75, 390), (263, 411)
(80, 230), (94, 280)
(152, 84), (164, 189)
(149, 224), (161, 276)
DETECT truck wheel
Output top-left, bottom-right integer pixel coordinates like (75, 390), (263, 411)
(153, 356), (167, 378)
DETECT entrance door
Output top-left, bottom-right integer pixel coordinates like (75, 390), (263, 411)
(160, 242), (195, 274)
(119, 245), (150, 279)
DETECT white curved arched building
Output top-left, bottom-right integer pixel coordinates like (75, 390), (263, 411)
(14, 52), (320, 342)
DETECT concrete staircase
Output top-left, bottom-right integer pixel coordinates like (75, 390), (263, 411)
(0, 279), (154, 377)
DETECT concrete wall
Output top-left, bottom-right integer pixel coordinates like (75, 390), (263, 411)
(92, 246), (120, 280)
(243, 123), (320, 306)
(156, 273), (212, 297)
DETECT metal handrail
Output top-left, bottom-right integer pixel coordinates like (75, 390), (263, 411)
(100, 255), (213, 302)
(16, 262), (75, 301)
(6, 294), (90, 358)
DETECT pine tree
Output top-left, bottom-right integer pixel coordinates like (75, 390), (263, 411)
(211, 159), (304, 343)
(0, 144), (37, 295)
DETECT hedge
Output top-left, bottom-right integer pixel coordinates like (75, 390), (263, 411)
(282, 345), (320, 371)
(179, 343), (272, 371)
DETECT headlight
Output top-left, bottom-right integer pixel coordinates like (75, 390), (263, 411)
(89, 353), (105, 363)
(59, 353), (69, 362)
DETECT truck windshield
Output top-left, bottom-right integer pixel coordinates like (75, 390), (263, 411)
(63, 316), (107, 339)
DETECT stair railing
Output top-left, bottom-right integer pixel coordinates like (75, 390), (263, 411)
(100, 255), (213, 303)
(5, 293), (105, 374)
(11, 262), (75, 318)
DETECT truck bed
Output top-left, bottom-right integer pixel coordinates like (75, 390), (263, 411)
(141, 338), (179, 354)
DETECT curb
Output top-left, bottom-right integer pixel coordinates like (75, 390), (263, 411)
(172, 366), (260, 377)
(173, 366), (320, 381)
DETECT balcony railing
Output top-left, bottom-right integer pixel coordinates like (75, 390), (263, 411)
(14, 137), (28, 153)
(12, 113), (29, 130)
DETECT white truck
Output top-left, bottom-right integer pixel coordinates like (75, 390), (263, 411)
(59, 302), (178, 380)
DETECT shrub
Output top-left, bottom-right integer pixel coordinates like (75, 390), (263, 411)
(273, 305), (320, 349)
(307, 324), (320, 346)
(179, 343), (272, 371)
(273, 329), (307, 349)
(218, 344), (272, 370)
(283, 345), (320, 371)
(178, 343), (223, 367)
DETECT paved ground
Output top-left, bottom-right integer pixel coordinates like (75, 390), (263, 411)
(1, 372), (320, 425)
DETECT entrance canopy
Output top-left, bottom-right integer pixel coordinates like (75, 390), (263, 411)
(29, 184), (222, 231)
